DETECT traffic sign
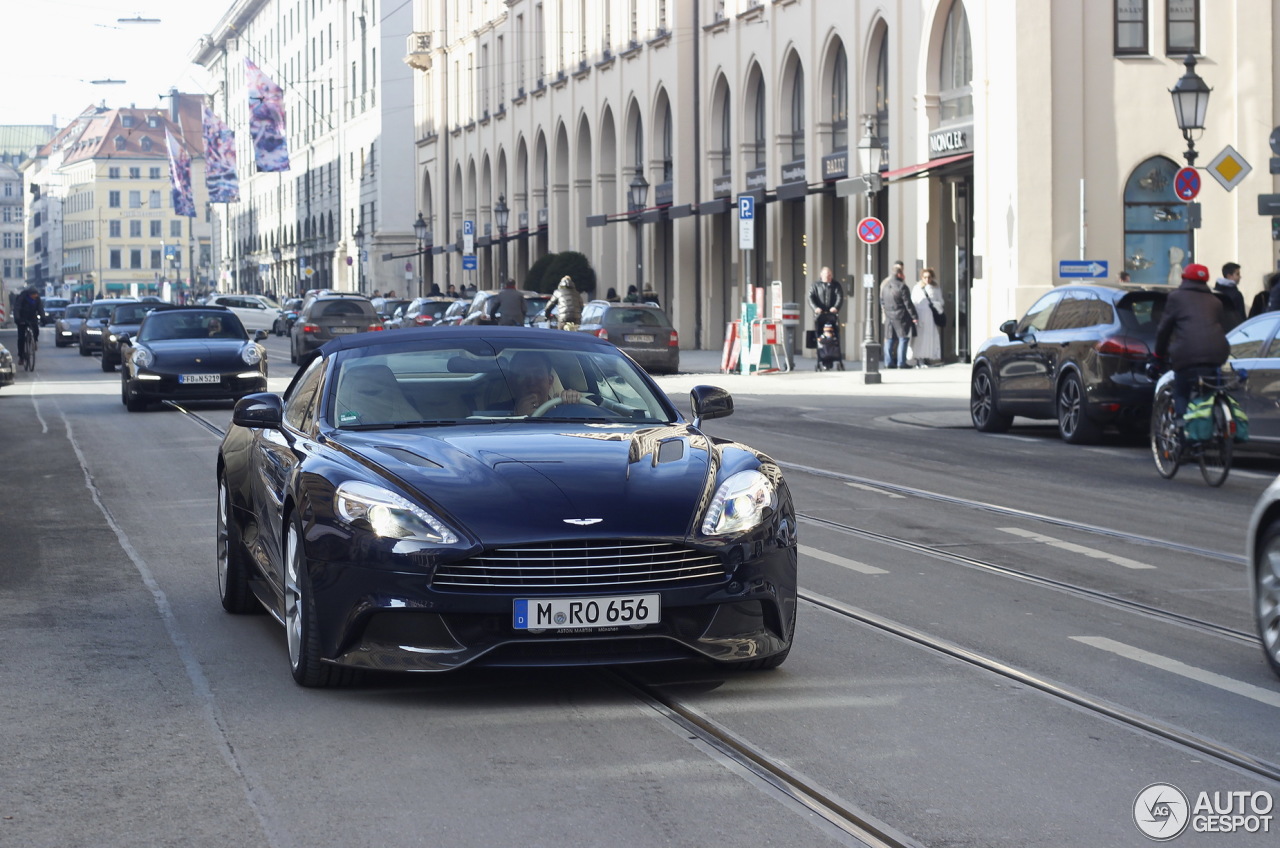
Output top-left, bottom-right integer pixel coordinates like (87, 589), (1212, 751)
(1174, 167), (1201, 201)
(463, 219), (475, 254)
(1270, 126), (1280, 156)
(1058, 260), (1109, 279)
(856, 216), (884, 244)
(1206, 145), (1252, 192)
(462, 254), (478, 270)
(738, 195), (755, 250)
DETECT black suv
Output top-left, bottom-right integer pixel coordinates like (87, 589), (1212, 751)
(970, 283), (1168, 444)
(290, 293), (381, 363)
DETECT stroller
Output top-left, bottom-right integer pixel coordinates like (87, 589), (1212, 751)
(814, 314), (844, 371)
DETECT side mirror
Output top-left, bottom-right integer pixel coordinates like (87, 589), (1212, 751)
(1000, 319), (1019, 340)
(254, 329), (269, 341)
(231, 393), (284, 430)
(690, 385), (733, 429)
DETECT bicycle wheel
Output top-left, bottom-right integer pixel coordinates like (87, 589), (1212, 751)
(1150, 390), (1180, 479)
(1198, 396), (1233, 487)
(23, 328), (35, 372)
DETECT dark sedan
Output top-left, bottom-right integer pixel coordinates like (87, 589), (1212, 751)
(79, 298), (137, 356)
(42, 297), (70, 326)
(217, 327), (797, 686)
(54, 303), (90, 347)
(120, 306), (268, 411)
(970, 283), (1167, 443)
(101, 301), (155, 371)
(578, 300), (680, 374)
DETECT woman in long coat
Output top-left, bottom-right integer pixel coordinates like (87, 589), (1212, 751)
(909, 268), (946, 366)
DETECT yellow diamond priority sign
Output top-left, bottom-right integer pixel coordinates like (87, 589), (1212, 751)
(1207, 145), (1252, 192)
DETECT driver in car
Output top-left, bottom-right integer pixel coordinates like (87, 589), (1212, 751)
(509, 351), (581, 415)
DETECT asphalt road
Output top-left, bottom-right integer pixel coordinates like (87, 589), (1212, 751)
(3, 325), (1279, 848)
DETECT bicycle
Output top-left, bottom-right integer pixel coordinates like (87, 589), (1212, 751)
(19, 323), (37, 372)
(1150, 370), (1241, 487)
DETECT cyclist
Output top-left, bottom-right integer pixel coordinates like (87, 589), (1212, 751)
(1154, 263), (1229, 417)
(14, 284), (43, 366)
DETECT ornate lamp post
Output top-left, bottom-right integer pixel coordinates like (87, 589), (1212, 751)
(1169, 54), (1211, 167)
(494, 194), (509, 286)
(856, 114), (884, 384)
(629, 173), (650, 293)
(353, 225), (365, 295)
(412, 213), (428, 298)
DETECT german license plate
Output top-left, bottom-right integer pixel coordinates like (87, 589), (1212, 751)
(178, 373), (220, 384)
(330, 326), (358, 334)
(624, 334), (654, 344)
(513, 594), (660, 630)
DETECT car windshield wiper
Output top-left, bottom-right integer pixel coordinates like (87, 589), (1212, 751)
(338, 419), (470, 431)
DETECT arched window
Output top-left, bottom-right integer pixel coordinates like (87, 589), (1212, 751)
(939, 2), (972, 123)
(661, 102), (673, 182)
(719, 90), (731, 176)
(875, 38), (889, 167)
(752, 77), (766, 169)
(789, 65), (805, 161)
(114, 136), (126, 150)
(633, 118), (643, 171)
(831, 44), (848, 151)
(1123, 156), (1191, 285)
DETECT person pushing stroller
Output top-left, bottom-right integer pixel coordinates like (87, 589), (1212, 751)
(814, 312), (844, 371)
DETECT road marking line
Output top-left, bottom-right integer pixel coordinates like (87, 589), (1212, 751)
(800, 545), (888, 575)
(845, 482), (907, 499)
(1072, 636), (1280, 709)
(997, 526), (1156, 570)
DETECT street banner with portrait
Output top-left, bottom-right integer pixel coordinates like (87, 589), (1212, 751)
(202, 106), (240, 202)
(244, 59), (290, 173)
(164, 128), (196, 217)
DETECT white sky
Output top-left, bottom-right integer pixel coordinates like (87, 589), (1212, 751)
(4, 0), (221, 127)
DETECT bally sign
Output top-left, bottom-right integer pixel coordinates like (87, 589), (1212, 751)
(929, 123), (974, 157)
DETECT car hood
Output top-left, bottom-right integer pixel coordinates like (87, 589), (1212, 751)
(336, 423), (718, 543)
(142, 339), (254, 367)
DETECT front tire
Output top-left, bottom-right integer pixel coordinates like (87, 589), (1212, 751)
(1150, 389), (1181, 479)
(285, 514), (358, 688)
(971, 365), (1013, 433)
(218, 478), (260, 614)
(1056, 372), (1102, 444)
(1255, 521), (1280, 679)
(1198, 397), (1233, 487)
(79, 344), (91, 356)
(101, 353), (116, 372)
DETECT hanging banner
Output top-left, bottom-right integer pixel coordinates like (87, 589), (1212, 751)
(202, 106), (240, 202)
(244, 58), (290, 172)
(164, 128), (196, 217)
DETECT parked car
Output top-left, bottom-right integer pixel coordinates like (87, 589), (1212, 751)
(0, 341), (13, 388)
(576, 300), (680, 374)
(217, 326), (797, 686)
(54, 303), (91, 347)
(390, 296), (457, 329)
(100, 301), (156, 371)
(371, 296), (411, 322)
(1246, 473), (1280, 679)
(273, 298), (304, 336)
(41, 297), (70, 326)
(289, 293), (383, 363)
(969, 283), (1167, 443)
(437, 298), (472, 326)
(206, 294), (283, 334)
(460, 289), (551, 326)
(79, 298), (138, 357)
(120, 305), (268, 412)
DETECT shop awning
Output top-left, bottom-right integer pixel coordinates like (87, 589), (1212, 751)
(882, 152), (973, 183)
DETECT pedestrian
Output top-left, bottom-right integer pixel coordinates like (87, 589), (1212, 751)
(1213, 262), (1245, 331)
(641, 286), (660, 307)
(605, 287), (620, 302)
(447, 284), (459, 297)
(623, 285), (639, 303)
(879, 260), (918, 369)
(489, 277), (525, 326)
(1154, 263), (1230, 416)
(544, 275), (584, 328)
(807, 266), (844, 333)
(1263, 271), (1280, 315)
(909, 267), (945, 367)
(1117, 271), (1131, 283)
(429, 283), (443, 296)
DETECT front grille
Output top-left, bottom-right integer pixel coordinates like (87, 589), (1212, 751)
(432, 540), (724, 592)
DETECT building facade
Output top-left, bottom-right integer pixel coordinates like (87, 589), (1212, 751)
(404, 0), (1278, 358)
(192, 0), (417, 300)
(1, 125), (57, 305)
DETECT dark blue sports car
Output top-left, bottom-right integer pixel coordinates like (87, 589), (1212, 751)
(217, 327), (798, 686)
(120, 306), (268, 411)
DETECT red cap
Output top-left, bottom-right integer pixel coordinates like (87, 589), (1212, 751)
(1182, 263), (1210, 282)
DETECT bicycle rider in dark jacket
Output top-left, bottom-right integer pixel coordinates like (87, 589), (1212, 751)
(14, 284), (43, 364)
(1155, 263), (1230, 416)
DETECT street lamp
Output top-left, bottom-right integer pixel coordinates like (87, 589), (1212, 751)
(629, 173), (649, 293)
(856, 114), (884, 384)
(412, 213), (428, 298)
(353, 225), (365, 295)
(271, 245), (282, 297)
(494, 194), (509, 286)
(1169, 54), (1211, 166)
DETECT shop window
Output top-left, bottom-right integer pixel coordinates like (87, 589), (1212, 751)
(1123, 156), (1191, 285)
(789, 65), (805, 162)
(831, 44), (848, 152)
(1115, 0), (1148, 55)
(939, 2), (972, 123)
(1166, 0), (1199, 55)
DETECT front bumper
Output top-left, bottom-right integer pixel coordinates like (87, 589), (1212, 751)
(80, 332), (104, 351)
(300, 534), (798, 673)
(130, 372), (268, 402)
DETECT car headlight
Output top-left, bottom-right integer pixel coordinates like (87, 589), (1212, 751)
(133, 347), (154, 369)
(241, 344), (262, 366)
(701, 469), (777, 536)
(335, 481), (459, 544)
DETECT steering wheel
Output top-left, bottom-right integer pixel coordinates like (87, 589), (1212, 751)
(530, 395), (599, 417)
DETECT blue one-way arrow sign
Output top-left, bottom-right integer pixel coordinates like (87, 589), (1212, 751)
(1058, 260), (1109, 279)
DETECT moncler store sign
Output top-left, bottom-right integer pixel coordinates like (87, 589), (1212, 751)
(929, 123), (974, 157)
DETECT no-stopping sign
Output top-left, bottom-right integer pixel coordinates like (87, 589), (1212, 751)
(857, 216), (884, 244)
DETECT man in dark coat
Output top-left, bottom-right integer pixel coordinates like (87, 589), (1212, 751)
(14, 284), (42, 365)
(489, 278), (525, 326)
(1212, 262), (1245, 331)
(1156, 263), (1230, 415)
(808, 266), (844, 332)
(879, 261), (917, 368)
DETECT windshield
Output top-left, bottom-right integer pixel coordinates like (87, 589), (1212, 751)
(138, 310), (249, 342)
(327, 339), (675, 430)
(64, 305), (90, 319)
(111, 305), (152, 324)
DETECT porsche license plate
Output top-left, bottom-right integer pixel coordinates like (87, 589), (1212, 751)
(178, 374), (220, 384)
(513, 594), (660, 630)
(624, 334), (654, 344)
